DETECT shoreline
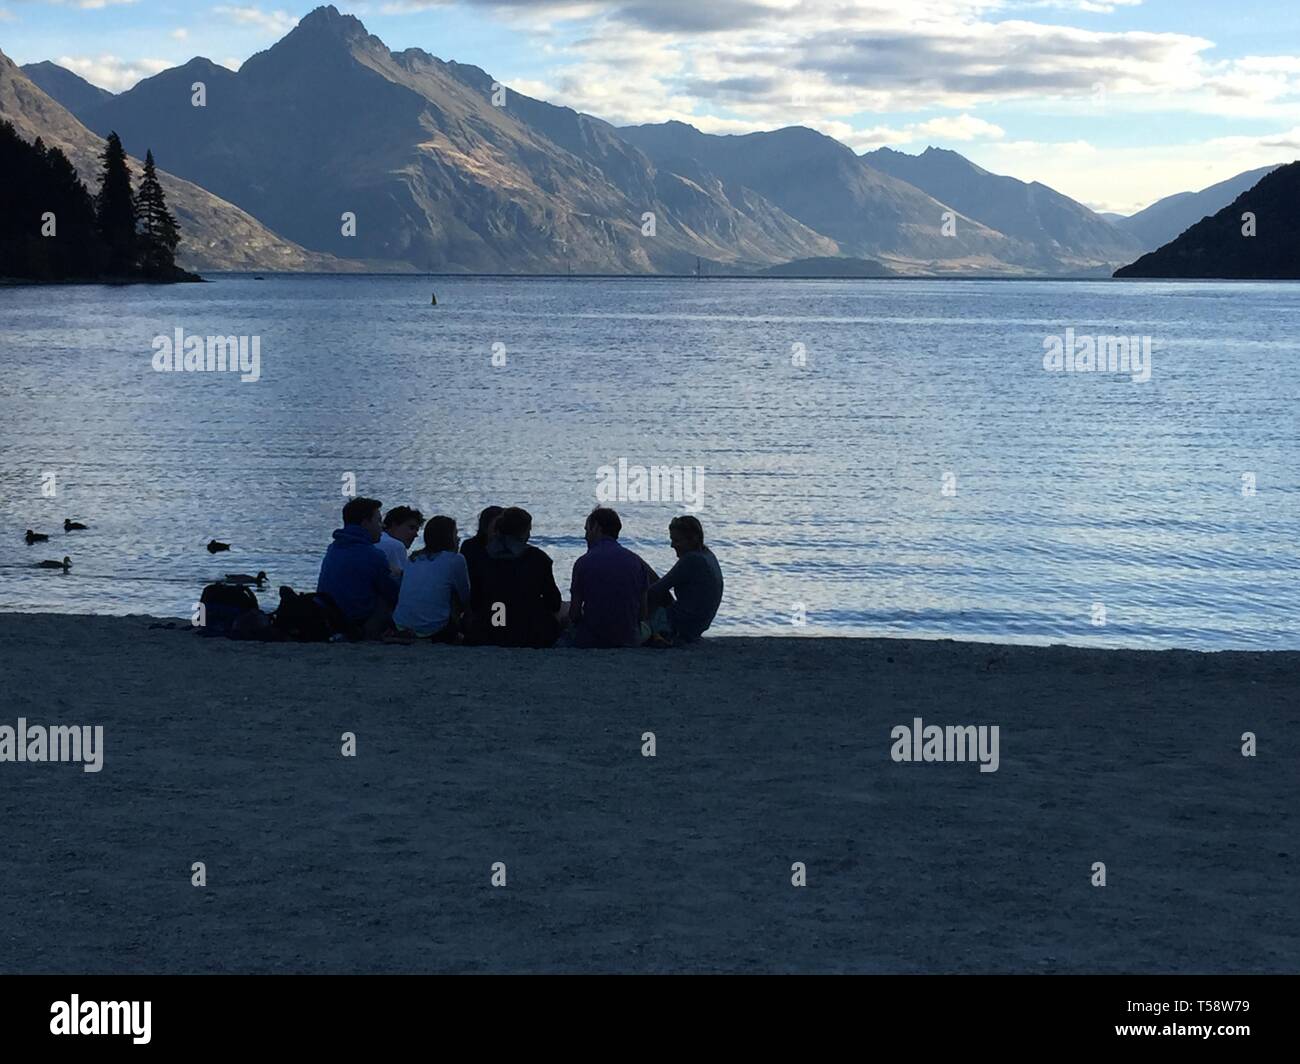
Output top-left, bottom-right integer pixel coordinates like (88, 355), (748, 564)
(0, 273), (204, 287)
(2, 612), (1295, 973)
(1, 611), (1295, 657)
(11, 271), (1296, 289)
(184, 271), (1255, 282)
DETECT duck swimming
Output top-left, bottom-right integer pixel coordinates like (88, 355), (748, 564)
(37, 556), (71, 571)
(25, 529), (49, 544)
(224, 571), (268, 587)
(64, 519), (88, 531)
(207, 540), (231, 554)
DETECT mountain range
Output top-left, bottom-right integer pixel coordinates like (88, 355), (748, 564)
(1115, 162), (1300, 279)
(4, 5), (1289, 277)
(1113, 165), (1282, 252)
(20, 60), (112, 118)
(0, 49), (352, 272)
(861, 146), (1142, 270)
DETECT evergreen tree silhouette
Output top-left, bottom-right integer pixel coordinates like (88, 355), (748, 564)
(1, 122), (192, 283)
(0, 120), (105, 280)
(96, 131), (137, 275)
(47, 142), (104, 277)
(136, 150), (181, 278)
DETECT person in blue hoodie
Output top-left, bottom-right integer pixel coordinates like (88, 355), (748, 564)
(317, 497), (399, 640)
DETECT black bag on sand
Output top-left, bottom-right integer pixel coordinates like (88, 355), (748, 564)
(273, 586), (347, 642)
(230, 608), (283, 642)
(199, 582), (259, 637)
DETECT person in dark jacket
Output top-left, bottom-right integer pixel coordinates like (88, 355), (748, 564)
(460, 505), (503, 593)
(317, 497), (399, 640)
(466, 506), (562, 648)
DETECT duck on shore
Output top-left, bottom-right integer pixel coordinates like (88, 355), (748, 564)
(37, 556), (71, 571)
(64, 519), (88, 531)
(224, 571), (268, 587)
(25, 529), (49, 544)
(207, 540), (231, 554)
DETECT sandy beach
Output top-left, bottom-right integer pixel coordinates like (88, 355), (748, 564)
(0, 613), (1295, 974)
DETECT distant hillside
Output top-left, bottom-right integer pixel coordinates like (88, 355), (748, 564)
(0, 49), (355, 272)
(1117, 165), (1283, 251)
(20, 60), (113, 121)
(862, 145), (1141, 271)
(618, 121), (1041, 274)
(757, 257), (893, 277)
(1114, 162), (1300, 279)
(73, 7), (836, 273)
(21, 5), (1263, 278)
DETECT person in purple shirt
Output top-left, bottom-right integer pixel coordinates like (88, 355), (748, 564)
(569, 507), (651, 648)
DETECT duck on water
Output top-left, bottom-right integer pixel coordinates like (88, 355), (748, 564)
(224, 571), (267, 587)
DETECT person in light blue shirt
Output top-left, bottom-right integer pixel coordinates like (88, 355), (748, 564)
(378, 505), (424, 580)
(393, 516), (470, 642)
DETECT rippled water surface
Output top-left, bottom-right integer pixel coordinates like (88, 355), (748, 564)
(1, 275), (1297, 648)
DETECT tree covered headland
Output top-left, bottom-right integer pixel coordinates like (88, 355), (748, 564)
(0, 122), (199, 282)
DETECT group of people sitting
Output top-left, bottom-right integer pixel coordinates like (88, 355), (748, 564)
(316, 498), (724, 648)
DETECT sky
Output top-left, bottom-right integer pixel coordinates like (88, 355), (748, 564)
(3, 0), (1300, 213)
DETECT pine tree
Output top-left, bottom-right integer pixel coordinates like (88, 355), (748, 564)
(0, 120), (106, 280)
(135, 149), (181, 278)
(96, 131), (137, 276)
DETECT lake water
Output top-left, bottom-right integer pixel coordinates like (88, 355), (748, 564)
(1, 275), (1297, 649)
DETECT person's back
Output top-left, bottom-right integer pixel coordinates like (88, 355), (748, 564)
(317, 497), (400, 638)
(466, 507), (561, 648)
(648, 516), (723, 643)
(570, 508), (649, 648)
(394, 516), (469, 639)
(658, 547), (722, 640)
(461, 536), (491, 596)
(461, 505), (503, 594)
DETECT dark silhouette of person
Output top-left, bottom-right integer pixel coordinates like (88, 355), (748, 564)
(461, 505), (504, 593)
(466, 507), (561, 648)
(648, 515), (723, 643)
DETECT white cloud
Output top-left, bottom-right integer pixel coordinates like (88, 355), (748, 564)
(212, 5), (298, 36)
(412, 0), (1300, 128)
(460, 2), (1227, 146)
(27, 0), (139, 8)
(915, 114), (1006, 141)
(837, 115), (1005, 151)
(54, 52), (171, 91)
(970, 134), (1296, 214)
(170, 28), (188, 41)
(1008, 0), (1144, 12)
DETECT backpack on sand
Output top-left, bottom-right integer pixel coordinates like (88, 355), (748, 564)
(199, 582), (259, 637)
(272, 586), (348, 642)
